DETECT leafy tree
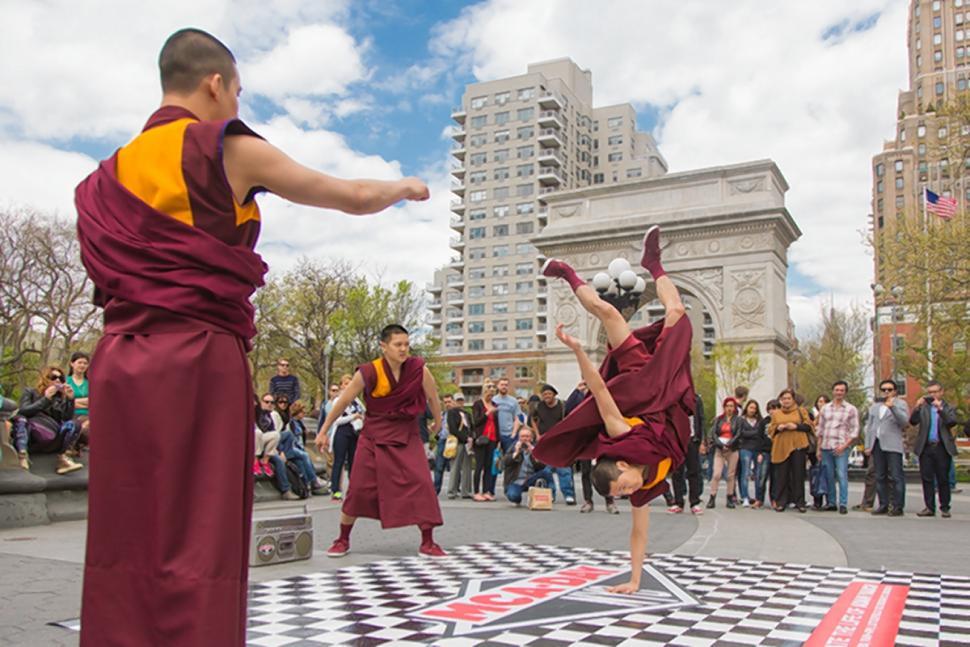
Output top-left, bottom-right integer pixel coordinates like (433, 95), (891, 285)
(796, 303), (870, 410)
(711, 342), (762, 400)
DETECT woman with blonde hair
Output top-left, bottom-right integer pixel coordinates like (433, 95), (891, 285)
(326, 373), (364, 500)
(13, 366), (84, 474)
(768, 388), (813, 513)
(471, 380), (498, 501)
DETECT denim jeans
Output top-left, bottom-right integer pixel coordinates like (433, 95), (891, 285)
(268, 454), (291, 493)
(330, 427), (358, 494)
(872, 440), (905, 511)
(284, 448), (318, 487)
(498, 433), (515, 453)
(505, 467), (553, 504)
(11, 417), (78, 454)
(821, 448), (850, 508)
(754, 451), (771, 503)
(432, 439), (450, 494)
(738, 449), (756, 501)
(550, 466), (576, 501)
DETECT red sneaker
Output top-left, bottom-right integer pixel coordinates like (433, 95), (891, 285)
(540, 258), (571, 279)
(639, 225), (661, 271)
(252, 458), (263, 476)
(262, 461), (274, 477)
(419, 542), (448, 558)
(327, 538), (350, 557)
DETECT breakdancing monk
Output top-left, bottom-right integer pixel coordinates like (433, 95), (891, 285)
(534, 226), (695, 594)
(315, 324), (447, 558)
(74, 28), (429, 646)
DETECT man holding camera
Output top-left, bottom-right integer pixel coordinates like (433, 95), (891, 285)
(910, 380), (959, 518)
(503, 428), (552, 505)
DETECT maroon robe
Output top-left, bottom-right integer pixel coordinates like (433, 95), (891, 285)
(76, 107), (267, 646)
(533, 316), (695, 506)
(342, 356), (443, 529)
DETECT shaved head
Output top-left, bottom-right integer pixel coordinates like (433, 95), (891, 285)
(159, 28), (236, 94)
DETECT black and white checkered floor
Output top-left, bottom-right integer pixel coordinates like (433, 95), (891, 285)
(240, 543), (970, 646)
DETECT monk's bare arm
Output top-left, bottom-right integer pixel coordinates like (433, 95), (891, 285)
(609, 504), (649, 594)
(224, 135), (428, 215)
(315, 372), (365, 451)
(422, 366), (442, 435)
(555, 323), (631, 438)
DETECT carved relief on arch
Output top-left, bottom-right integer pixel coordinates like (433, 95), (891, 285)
(731, 268), (766, 329)
(675, 268), (724, 310)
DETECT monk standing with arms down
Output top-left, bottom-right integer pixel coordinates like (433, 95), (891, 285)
(75, 29), (429, 646)
(316, 324), (447, 558)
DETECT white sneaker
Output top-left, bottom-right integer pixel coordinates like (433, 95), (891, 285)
(742, 499), (751, 508)
(690, 505), (704, 515)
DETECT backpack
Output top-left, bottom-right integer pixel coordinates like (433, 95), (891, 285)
(285, 461), (310, 499)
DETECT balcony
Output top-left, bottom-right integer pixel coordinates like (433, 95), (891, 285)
(538, 92), (563, 110)
(537, 207), (548, 223)
(452, 142), (466, 159)
(539, 186), (560, 196)
(452, 180), (465, 197)
(538, 166), (564, 186)
(460, 374), (485, 387)
(536, 327), (548, 338)
(429, 315), (442, 325)
(429, 300), (442, 311)
(537, 148), (563, 166)
(451, 162), (465, 179)
(450, 216), (465, 232)
(447, 258), (465, 270)
(537, 308), (548, 318)
(537, 110), (563, 129)
(446, 331), (465, 340)
(428, 283), (442, 293)
(450, 200), (465, 214)
(537, 128), (562, 148)
(537, 288), (547, 301)
(451, 105), (466, 123)
(448, 296), (464, 307)
(449, 236), (465, 250)
(450, 125), (466, 141)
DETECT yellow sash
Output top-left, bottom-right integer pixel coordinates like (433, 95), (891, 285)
(643, 458), (672, 490)
(370, 359), (392, 398)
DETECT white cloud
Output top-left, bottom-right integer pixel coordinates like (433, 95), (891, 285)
(432, 0), (907, 337)
(0, 140), (96, 215)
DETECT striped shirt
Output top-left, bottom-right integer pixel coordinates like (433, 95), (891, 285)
(816, 400), (860, 450)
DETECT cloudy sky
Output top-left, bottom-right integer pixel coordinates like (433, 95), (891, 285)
(0, 0), (909, 338)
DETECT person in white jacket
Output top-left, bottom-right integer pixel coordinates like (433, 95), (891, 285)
(326, 374), (365, 500)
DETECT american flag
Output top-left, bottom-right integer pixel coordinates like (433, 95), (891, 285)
(924, 188), (957, 220)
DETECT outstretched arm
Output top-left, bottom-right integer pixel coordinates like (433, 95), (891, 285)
(423, 366), (442, 437)
(609, 504), (649, 594)
(315, 372), (365, 451)
(224, 135), (429, 215)
(555, 323), (631, 438)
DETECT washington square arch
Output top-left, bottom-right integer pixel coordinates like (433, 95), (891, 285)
(533, 159), (801, 408)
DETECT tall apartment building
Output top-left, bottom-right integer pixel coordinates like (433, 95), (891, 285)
(429, 58), (668, 397)
(870, 0), (967, 402)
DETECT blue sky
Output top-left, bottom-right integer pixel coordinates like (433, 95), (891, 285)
(0, 0), (909, 338)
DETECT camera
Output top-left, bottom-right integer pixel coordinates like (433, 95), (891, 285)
(924, 396), (934, 405)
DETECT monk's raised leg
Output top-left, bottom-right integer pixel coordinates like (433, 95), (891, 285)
(639, 225), (685, 328)
(541, 259), (631, 349)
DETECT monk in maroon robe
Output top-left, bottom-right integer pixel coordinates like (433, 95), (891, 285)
(75, 28), (429, 647)
(315, 324), (446, 558)
(534, 225), (696, 594)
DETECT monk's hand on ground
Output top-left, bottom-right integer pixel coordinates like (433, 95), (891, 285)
(401, 177), (430, 201)
(555, 323), (581, 351)
(607, 581), (640, 595)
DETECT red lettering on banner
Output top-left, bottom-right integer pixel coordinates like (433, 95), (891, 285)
(558, 565), (618, 580)
(420, 602), (501, 622)
(501, 585), (562, 599)
(805, 581), (909, 647)
(469, 593), (532, 607)
(531, 576), (586, 587)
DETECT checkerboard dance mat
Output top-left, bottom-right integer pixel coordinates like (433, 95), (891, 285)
(54, 542), (970, 645)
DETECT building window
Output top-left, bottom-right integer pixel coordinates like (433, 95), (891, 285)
(934, 50), (943, 62)
(469, 226), (486, 239)
(470, 115), (487, 129)
(515, 243), (535, 255)
(893, 160), (903, 173)
(517, 126), (534, 139)
(517, 145), (534, 159)
(469, 170), (486, 184)
(893, 374), (907, 396)
(469, 247), (486, 260)
(492, 339), (509, 351)
(494, 204), (510, 218)
(516, 164), (534, 177)
(493, 302), (508, 314)
(468, 321), (484, 333)
(516, 262), (533, 275)
(895, 177), (904, 189)
(895, 195), (904, 209)
(958, 29), (966, 41)
(468, 285), (485, 297)
(494, 130), (510, 143)
(516, 183), (534, 197)
(495, 111), (510, 125)
(933, 32), (943, 45)
(493, 224), (509, 237)
(470, 95), (488, 110)
(493, 245), (509, 257)
(492, 320), (508, 332)
(470, 134), (487, 147)
(516, 301), (533, 313)
(516, 222), (534, 235)
(491, 283), (508, 296)
(470, 152), (486, 166)
(608, 152), (623, 162)
(917, 125), (926, 138)
(515, 318), (533, 330)
(468, 340), (484, 351)
(517, 107), (534, 121)
(468, 268), (485, 280)
(936, 81), (945, 95)
(495, 91), (510, 105)
(960, 78), (968, 90)
(494, 148), (510, 162)
(516, 202), (534, 215)
(607, 116), (622, 129)
(900, 128), (906, 141)
(515, 337), (533, 350)
(593, 173), (604, 184)
(608, 135), (623, 146)
(515, 281), (531, 294)
(918, 143), (927, 155)
(494, 187), (510, 200)
(445, 340), (461, 352)
(469, 210), (486, 221)
(517, 87), (535, 100)
(919, 161), (928, 173)
(877, 180), (884, 193)
(470, 190), (487, 203)
(494, 167), (510, 182)
(876, 163), (885, 176)
(626, 167), (642, 178)
(939, 126), (948, 138)
(492, 264), (509, 277)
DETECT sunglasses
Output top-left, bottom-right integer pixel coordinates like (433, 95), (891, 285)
(276, 400), (289, 405)
(50, 374), (65, 382)
(880, 387), (895, 392)
(262, 399), (275, 404)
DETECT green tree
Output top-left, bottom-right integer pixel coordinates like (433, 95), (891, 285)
(691, 347), (716, 431)
(796, 303), (870, 409)
(711, 342), (762, 399)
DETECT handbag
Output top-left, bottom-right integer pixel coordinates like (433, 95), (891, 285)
(799, 408), (817, 455)
(476, 410), (497, 446)
(443, 434), (459, 459)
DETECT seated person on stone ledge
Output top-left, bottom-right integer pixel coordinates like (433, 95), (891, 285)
(12, 366), (84, 474)
(503, 427), (553, 506)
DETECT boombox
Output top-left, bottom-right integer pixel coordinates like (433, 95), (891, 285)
(250, 512), (313, 567)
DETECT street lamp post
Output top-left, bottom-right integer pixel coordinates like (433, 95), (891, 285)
(591, 257), (646, 319)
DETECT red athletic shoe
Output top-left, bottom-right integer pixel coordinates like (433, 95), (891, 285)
(419, 542), (448, 558)
(262, 460), (274, 477)
(327, 538), (350, 557)
(639, 225), (661, 271)
(540, 258), (572, 279)
(252, 458), (263, 476)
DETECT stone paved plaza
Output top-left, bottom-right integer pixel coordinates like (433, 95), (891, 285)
(0, 481), (967, 646)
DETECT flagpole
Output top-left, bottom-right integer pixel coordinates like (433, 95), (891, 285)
(924, 179), (934, 380)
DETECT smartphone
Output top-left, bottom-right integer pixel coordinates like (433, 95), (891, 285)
(924, 396), (934, 405)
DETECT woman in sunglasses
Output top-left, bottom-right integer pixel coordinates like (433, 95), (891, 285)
(12, 366), (84, 474)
